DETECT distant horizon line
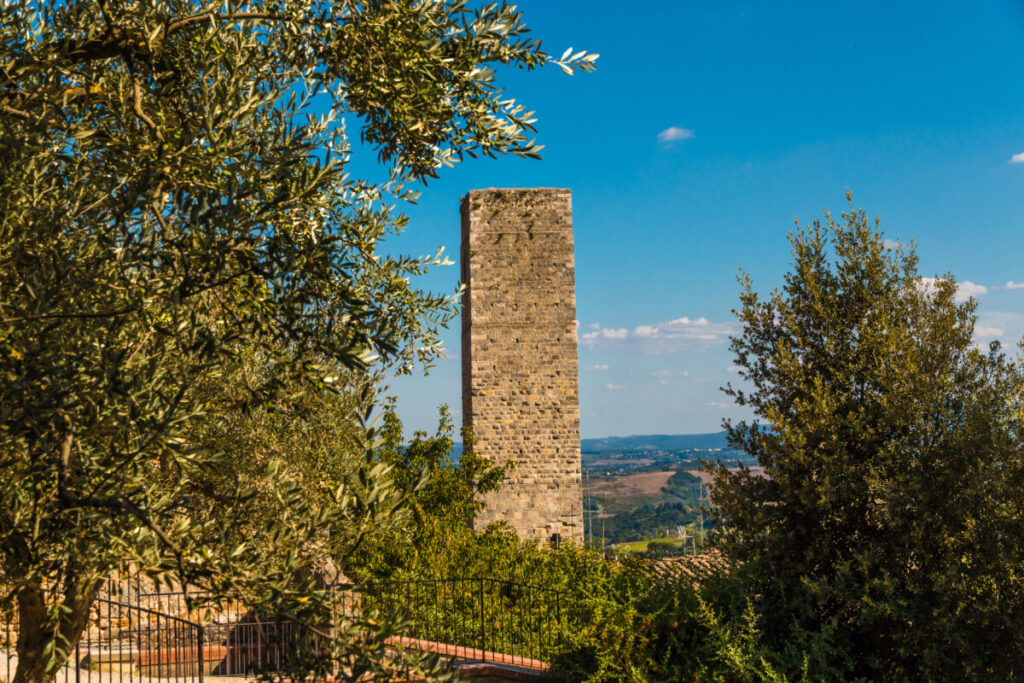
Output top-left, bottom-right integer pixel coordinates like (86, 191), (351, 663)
(446, 430), (733, 448)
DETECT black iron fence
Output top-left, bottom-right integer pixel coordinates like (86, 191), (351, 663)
(135, 591), (332, 678)
(358, 578), (566, 667)
(2, 577), (570, 681)
(2, 595), (204, 683)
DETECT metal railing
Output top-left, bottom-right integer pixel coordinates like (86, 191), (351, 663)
(3, 595), (204, 683)
(3, 577), (569, 681)
(356, 578), (565, 667)
(134, 592), (331, 678)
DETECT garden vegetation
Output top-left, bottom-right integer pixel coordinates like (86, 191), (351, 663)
(3, 0), (1022, 677)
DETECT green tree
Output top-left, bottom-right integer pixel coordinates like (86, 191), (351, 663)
(711, 196), (1024, 680)
(347, 402), (507, 579)
(0, 0), (595, 680)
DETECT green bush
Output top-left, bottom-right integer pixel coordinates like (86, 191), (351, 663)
(711, 199), (1024, 680)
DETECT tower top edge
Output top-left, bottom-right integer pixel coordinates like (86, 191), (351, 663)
(462, 187), (571, 201)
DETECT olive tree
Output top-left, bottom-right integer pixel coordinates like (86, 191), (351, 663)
(712, 197), (1024, 680)
(0, 1), (595, 680)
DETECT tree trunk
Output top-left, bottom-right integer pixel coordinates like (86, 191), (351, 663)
(13, 578), (100, 683)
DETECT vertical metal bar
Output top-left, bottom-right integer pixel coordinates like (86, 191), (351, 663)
(533, 588), (539, 662)
(116, 601), (122, 683)
(233, 609), (238, 677)
(503, 582), (509, 663)
(126, 599), (132, 683)
(176, 619), (182, 683)
(7, 603), (12, 683)
(136, 600), (143, 683)
(256, 616), (262, 675)
(85, 600), (92, 683)
(155, 613), (161, 683)
(228, 604), (234, 676)
(556, 592), (562, 655)
(479, 579), (485, 657)
(436, 581), (442, 651)
(432, 580), (438, 646)
(197, 623), (203, 683)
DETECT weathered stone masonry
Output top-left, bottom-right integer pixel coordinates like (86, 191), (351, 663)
(460, 188), (584, 543)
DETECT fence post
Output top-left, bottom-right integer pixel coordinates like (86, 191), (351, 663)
(556, 592), (562, 653)
(478, 579), (485, 655)
(197, 624), (204, 683)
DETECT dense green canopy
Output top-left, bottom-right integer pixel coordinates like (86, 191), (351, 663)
(0, 1), (594, 681)
(712, 197), (1024, 680)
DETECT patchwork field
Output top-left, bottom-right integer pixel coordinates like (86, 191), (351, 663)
(582, 445), (758, 548)
(592, 470), (675, 497)
(686, 466), (767, 486)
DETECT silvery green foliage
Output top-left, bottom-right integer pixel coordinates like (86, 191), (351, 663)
(0, 1), (594, 680)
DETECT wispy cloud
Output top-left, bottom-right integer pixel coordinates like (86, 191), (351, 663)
(581, 316), (738, 354)
(590, 363), (610, 371)
(650, 370), (688, 386)
(974, 326), (1005, 338)
(1011, 152), (1024, 163)
(918, 277), (988, 303)
(726, 365), (742, 373)
(594, 327), (628, 340)
(705, 401), (734, 409)
(1003, 281), (1024, 290)
(657, 126), (695, 145)
(973, 311), (1024, 346)
(605, 383), (626, 390)
(587, 322), (601, 330)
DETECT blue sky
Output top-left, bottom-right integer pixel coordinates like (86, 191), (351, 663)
(376, 0), (1024, 439)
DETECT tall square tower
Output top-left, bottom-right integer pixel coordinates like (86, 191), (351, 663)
(460, 188), (583, 543)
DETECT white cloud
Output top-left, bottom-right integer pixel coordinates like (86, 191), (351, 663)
(882, 239), (902, 249)
(1004, 281), (1024, 290)
(918, 277), (988, 303)
(705, 401), (733, 409)
(581, 316), (738, 354)
(604, 383), (625, 390)
(590, 363), (610, 371)
(667, 316), (710, 326)
(973, 311), (1024, 346)
(658, 379), (670, 386)
(958, 281), (988, 301)
(1011, 152), (1024, 163)
(588, 322), (601, 330)
(726, 365), (742, 373)
(651, 370), (689, 377)
(657, 126), (695, 144)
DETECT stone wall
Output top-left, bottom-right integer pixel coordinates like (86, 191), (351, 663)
(460, 188), (583, 543)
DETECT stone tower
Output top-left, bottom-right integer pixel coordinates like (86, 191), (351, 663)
(460, 188), (584, 543)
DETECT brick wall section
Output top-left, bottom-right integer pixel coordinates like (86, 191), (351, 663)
(460, 188), (583, 543)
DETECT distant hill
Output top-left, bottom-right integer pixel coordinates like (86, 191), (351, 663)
(448, 431), (733, 460)
(580, 431), (731, 454)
